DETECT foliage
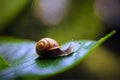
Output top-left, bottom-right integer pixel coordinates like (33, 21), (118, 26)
(0, 31), (115, 80)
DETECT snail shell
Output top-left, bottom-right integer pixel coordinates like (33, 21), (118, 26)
(36, 38), (72, 58)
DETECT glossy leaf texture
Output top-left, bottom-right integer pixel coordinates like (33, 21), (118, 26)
(0, 31), (116, 80)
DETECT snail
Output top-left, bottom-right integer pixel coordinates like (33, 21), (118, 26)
(36, 38), (73, 58)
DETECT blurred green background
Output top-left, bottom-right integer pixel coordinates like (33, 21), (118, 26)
(0, 0), (120, 79)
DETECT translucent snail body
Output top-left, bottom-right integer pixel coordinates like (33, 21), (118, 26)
(36, 38), (72, 58)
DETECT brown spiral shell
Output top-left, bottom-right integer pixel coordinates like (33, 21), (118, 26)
(36, 38), (73, 58)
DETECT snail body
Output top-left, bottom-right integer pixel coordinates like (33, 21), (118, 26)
(36, 38), (72, 58)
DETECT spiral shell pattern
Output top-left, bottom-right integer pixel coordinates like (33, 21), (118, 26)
(36, 38), (60, 53)
(36, 38), (73, 57)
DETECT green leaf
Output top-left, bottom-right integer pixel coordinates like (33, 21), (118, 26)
(0, 56), (10, 70)
(0, 31), (116, 80)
